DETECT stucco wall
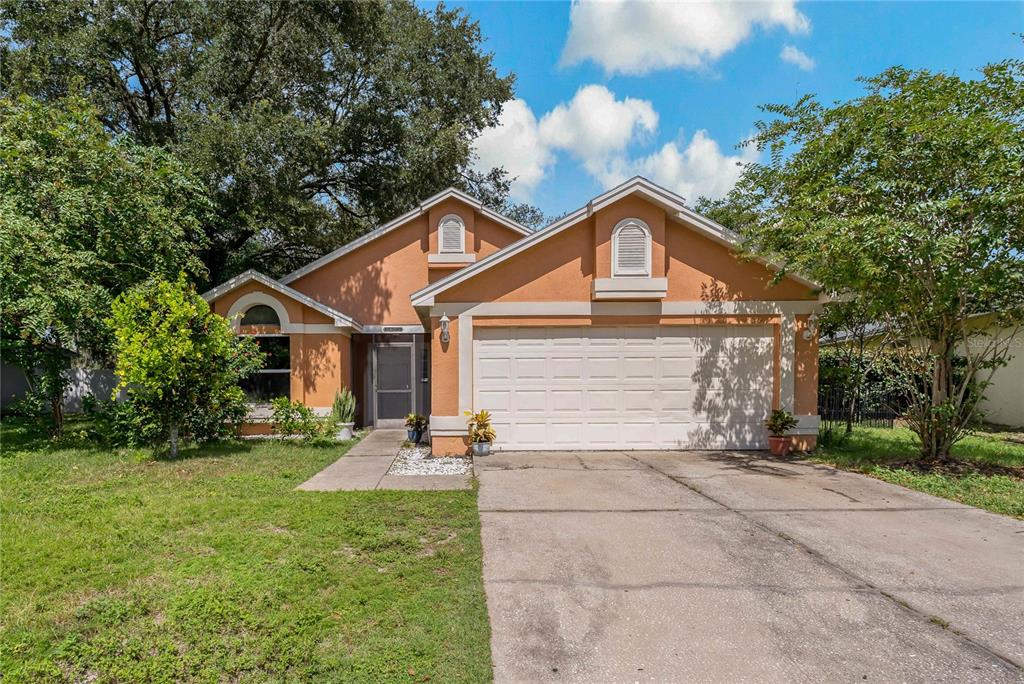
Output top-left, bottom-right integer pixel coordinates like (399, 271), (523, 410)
(977, 328), (1024, 427)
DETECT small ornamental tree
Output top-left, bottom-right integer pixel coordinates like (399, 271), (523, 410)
(737, 53), (1024, 461)
(109, 275), (262, 457)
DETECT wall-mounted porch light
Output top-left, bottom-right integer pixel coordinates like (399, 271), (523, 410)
(439, 313), (450, 344)
(802, 312), (819, 341)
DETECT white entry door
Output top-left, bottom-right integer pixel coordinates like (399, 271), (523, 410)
(473, 325), (774, 450)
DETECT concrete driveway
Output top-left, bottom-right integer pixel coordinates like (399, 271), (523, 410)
(476, 451), (1024, 683)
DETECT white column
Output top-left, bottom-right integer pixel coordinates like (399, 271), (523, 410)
(780, 312), (796, 412)
(458, 313), (473, 413)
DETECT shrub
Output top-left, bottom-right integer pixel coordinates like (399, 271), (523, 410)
(270, 397), (328, 441)
(109, 275), (262, 457)
(764, 409), (798, 437)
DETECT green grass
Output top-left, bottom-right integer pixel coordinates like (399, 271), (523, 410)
(812, 427), (1024, 518)
(0, 418), (491, 683)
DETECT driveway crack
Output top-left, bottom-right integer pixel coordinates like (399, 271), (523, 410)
(622, 453), (1024, 673)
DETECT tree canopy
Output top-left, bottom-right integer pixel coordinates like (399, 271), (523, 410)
(0, 94), (208, 431)
(2, 0), (519, 285)
(736, 54), (1024, 458)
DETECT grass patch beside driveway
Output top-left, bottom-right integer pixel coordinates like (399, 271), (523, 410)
(812, 427), (1024, 518)
(1, 420), (491, 683)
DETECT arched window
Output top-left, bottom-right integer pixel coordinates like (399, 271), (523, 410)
(241, 304), (281, 326)
(438, 214), (465, 253)
(612, 218), (651, 277)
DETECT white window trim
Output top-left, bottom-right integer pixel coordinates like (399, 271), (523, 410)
(438, 214), (466, 254)
(611, 218), (652, 277)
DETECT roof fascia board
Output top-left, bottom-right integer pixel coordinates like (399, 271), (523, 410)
(201, 269), (362, 331)
(280, 189), (530, 285)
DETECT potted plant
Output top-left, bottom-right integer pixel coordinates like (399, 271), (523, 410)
(331, 388), (356, 440)
(465, 409), (496, 457)
(405, 413), (427, 444)
(764, 409), (799, 456)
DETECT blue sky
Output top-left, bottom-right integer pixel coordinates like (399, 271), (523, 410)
(425, 1), (1023, 217)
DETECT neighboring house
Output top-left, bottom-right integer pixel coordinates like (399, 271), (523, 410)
(204, 177), (827, 453)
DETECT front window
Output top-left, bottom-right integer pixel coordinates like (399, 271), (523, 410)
(240, 336), (290, 401)
(241, 304), (280, 326)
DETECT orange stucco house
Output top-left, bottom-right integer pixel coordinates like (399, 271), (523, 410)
(203, 177), (825, 453)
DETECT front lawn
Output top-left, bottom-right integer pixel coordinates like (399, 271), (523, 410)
(0, 419), (491, 683)
(812, 427), (1024, 518)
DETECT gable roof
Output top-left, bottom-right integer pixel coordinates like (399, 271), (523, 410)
(201, 269), (363, 331)
(279, 187), (532, 285)
(411, 176), (819, 306)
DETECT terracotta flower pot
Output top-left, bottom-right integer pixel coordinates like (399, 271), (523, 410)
(768, 435), (792, 457)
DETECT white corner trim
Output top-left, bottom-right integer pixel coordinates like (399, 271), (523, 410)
(202, 269), (362, 331)
(592, 277), (668, 300)
(780, 312), (796, 412)
(409, 176), (821, 306)
(427, 300), (824, 318)
(279, 188), (530, 285)
(428, 252), (476, 264)
(458, 314), (473, 414)
(430, 414), (467, 437)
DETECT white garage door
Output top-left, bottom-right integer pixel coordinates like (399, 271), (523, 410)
(473, 325), (774, 451)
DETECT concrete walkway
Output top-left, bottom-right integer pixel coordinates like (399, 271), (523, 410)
(476, 450), (1024, 683)
(296, 429), (471, 491)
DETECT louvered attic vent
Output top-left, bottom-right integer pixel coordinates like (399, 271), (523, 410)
(439, 215), (465, 253)
(613, 221), (650, 276)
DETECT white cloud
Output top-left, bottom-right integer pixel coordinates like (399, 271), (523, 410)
(538, 85), (658, 175)
(604, 130), (759, 201)
(472, 86), (656, 199)
(472, 99), (555, 200)
(780, 44), (815, 71)
(562, 0), (810, 75)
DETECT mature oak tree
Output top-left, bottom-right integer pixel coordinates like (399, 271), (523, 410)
(1, 0), (521, 285)
(736, 55), (1024, 460)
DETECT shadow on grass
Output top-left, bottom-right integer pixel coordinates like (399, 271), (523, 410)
(816, 427), (1024, 479)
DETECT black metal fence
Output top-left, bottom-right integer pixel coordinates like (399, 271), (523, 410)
(818, 385), (900, 436)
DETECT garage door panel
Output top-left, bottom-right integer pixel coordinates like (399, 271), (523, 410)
(514, 390), (547, 412)
(588, 390), (619, 411)
(474, 325), (772, 450)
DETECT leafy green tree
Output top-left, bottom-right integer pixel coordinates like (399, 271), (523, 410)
(0, 95), (208, 433)
(2, 0), (517, 284)
(109, 275), (262, 457)
(738, 55), (1024, 460)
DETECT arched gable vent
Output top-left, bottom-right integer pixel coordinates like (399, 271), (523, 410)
(439, 214), (465, 253)
(612, 218), (651, 277)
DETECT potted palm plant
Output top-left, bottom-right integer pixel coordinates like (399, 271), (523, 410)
(465, 409), (496, 457)
(764, 409), (799, 456)
(405, 413), (427, 444)
(332, 388), (356, 440)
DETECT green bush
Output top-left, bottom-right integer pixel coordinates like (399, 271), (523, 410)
(270, 397), (329, 441)
(109, 275), (263, 457)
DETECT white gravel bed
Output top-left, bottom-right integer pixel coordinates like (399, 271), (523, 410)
(388, 445), (471, 476)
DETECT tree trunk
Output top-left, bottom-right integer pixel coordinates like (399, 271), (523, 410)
(50, 395), (64, 437)
(169, 423), (179, 458)
(921, 337), (955, 462)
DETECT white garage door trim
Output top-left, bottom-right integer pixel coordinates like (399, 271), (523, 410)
(473, 325), (774, 451)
